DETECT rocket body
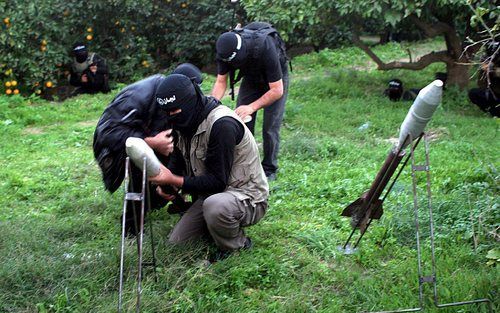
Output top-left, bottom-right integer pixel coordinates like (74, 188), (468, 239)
(397, 80), (443, 149)
(125, 137), (162, 177)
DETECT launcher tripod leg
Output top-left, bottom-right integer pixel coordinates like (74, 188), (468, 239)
(420, 135), (492, 312)
(118, 158), (130, 313)
(118, 157), (158, 313)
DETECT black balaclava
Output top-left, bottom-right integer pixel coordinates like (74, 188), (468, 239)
(216, 32), (248, 68)
(172, 63), (203, 86)
(155, 74), (217, 136)
(387, 79), (403, 101)
(73, 43), (88, 63)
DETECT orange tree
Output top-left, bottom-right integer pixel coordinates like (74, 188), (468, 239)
(0, 0), (235, 97)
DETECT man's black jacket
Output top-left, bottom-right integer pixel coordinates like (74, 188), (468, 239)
(93, 74), (170, 193)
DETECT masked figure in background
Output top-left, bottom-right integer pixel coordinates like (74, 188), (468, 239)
(69, 43), (110, 95)
(150, 74), (269, 262)
(469, 41), (500, 117)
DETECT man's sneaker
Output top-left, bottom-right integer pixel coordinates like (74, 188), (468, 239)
(243, 237), (253, 250)
(209, 237), (253, 263)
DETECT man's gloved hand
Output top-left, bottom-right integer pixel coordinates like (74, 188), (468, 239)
(156, 185), (191, 215)
(155, 184), (176, 201)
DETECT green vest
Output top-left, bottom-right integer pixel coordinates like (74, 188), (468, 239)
(177, 105), (269, 205)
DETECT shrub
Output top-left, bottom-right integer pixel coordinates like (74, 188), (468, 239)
(0, 0), (235, 97)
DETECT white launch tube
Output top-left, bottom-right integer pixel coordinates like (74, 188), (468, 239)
(125, 137), (162, 177)
(397, 80), (443, 149)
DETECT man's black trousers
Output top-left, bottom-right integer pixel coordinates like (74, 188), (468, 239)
(236, 67), (289, 176)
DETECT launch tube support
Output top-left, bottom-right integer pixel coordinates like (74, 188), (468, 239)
(118, 157), (158, 313)
(362, 134), (493, 313)
(339, 133), (418, 252)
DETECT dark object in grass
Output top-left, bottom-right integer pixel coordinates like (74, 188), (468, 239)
(384, 79), (404, 101)
(384, 73), (447, 102)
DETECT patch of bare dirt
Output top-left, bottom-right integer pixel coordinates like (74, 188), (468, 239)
(77, 120), (97, 127)
(425, 127), (449, 141)
(382, 127), (449, 146)
(22, 127), (44, 135)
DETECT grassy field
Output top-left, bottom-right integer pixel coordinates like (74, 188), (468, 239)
(0, 39), (498, 312)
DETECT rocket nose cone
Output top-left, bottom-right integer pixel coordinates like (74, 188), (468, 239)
(418, 80), (443, 106)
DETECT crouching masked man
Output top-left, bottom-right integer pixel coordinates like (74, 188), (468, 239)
(93, 64), (204, 236)
(149, 74), (269, 261)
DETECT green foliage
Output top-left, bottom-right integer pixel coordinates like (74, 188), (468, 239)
(0, 0), (234, 97)
(241, 0), (348, 49)
(0, 40), (498, 312)
(468, 0), (500, 33)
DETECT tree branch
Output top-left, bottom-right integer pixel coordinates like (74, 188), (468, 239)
(408, 15), (452, 38)
(351, 30), (452, 71)
(409, 14), (463, 59)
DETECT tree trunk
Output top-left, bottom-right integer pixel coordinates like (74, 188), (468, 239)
(446, 62), (470, 89)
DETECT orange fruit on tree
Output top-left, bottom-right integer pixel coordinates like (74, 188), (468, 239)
(3, 17), (9, 24)
(181, 3), (187, 8)
(5, 81), (11, 87)
(87, 27), (93, 33)
(120, 27), (125, 33)
(40, 45), (47, 51)
(6, 89), (12, 95)
(45, 81), (53, 88)
(13, 89), (19, 95)
(86, 34), (93, 41)
(11, 80), (17, 87)
(41, 39), (47, 45)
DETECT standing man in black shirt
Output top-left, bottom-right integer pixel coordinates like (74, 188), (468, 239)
(211, 22), (289, 181)
(150, 74), (269, 261)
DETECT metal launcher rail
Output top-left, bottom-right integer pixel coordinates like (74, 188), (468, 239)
(118, 157), (158, 313)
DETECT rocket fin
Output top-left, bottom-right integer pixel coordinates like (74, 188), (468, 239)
(341, 197), (364, 217)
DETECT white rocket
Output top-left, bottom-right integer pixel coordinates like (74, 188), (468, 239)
(397, 79), (443, 149)
(125, 137), (162, 177)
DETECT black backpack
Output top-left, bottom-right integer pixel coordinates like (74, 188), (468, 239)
(228, 22), (290, 100)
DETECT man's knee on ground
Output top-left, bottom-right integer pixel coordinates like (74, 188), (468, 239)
(202, 194), (235, 227)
